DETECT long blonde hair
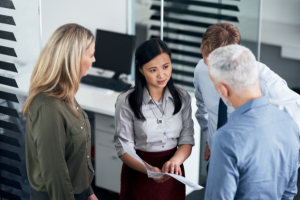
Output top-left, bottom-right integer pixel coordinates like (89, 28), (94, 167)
(23, 23), (95, 118)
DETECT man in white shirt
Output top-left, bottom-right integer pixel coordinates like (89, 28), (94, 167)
(193, 23), (300, 164)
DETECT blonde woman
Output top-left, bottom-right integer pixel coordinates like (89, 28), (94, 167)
(23, 24), (98, 200)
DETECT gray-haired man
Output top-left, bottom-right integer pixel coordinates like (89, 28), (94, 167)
(204, 44), (299, 200)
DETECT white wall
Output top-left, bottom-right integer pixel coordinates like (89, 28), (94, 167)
(0, 0), (41, 65)
(185, 95), (201, 195)
(262, 0), (300, 26)
(41, 0), (127, 47)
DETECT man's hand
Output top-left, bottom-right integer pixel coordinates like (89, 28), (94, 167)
(204, 142), (211, 161)
(88, 194), (98, 200)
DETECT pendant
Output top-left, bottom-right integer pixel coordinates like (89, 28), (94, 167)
(157, 118), (163, 124)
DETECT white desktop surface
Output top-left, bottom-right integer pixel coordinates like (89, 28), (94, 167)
(75, 84), (119, 116)
(0, 69), (120, 116)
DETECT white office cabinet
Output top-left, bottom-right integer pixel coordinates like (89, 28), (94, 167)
(96, 131), (115, 149)
(95, 114), (122, 193)
(95, 145), (122, 193)
(95, 114), (115, 134)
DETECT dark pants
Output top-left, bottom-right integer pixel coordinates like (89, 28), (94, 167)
(30, 188), (90, 200)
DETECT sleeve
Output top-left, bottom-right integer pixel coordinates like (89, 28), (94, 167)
(193, 70), (209, 143)
(114, 95), (136, 157)
(32, 105), (75, 200)
(178, 92), (195, 146)
(204, 131), (239, 200)
(89, 185), (94, 196)
(282, 165), (298, 200)
(260, 68), (300, 132)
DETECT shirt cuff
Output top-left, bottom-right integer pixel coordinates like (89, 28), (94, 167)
(202, 129), (208, 143)
(89, 185), (94, 196)
(116, 145), (136, 157)
(207, 136), (212, 148)
(178, 135), (195, 146)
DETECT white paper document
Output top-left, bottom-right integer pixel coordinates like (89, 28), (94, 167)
(119, 139), (204, 190)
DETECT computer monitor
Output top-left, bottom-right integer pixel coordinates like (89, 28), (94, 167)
(93, 29), (136, 79)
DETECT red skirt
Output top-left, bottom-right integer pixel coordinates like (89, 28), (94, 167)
(120, 148), (185, 200)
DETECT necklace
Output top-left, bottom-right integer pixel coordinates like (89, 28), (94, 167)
(149, 97), (167, 124)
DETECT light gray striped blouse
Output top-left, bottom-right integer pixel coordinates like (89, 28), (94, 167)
(114, 87), (195, 157)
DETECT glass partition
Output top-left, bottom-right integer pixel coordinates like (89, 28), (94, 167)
(0, 0), (41, 199)
(135, 0), (261, 92)
(221, 0), (261, 59)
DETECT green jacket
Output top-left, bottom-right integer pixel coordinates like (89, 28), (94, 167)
(25, 93), (94, 200)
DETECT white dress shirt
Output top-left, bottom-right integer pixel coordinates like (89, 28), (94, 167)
(194, 59), (300, 149)
(114, 87), (195, 157)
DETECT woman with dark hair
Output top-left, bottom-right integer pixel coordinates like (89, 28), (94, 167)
(114, 38), (195, 200)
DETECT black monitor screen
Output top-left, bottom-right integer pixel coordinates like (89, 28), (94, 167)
(93, 29), (136, 75)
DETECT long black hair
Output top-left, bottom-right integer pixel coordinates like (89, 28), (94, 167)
(127, 38), (183, 121)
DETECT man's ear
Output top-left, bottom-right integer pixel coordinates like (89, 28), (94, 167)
(219, 83), (229, 98)
(203, 54), (209, 66)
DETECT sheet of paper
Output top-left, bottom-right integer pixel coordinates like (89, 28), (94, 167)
(119, 139), (204, 190)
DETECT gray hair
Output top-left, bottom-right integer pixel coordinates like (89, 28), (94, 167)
(208, 44), (258, 92)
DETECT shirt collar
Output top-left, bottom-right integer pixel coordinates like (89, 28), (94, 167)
(228, 96), (270, 122)
(142, 87), (173, 105)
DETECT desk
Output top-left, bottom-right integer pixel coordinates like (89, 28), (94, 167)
(0, 69), (119, 116)
(0, 67), (200, 195)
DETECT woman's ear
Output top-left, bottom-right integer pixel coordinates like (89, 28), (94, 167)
(139, 68), (144, 76)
